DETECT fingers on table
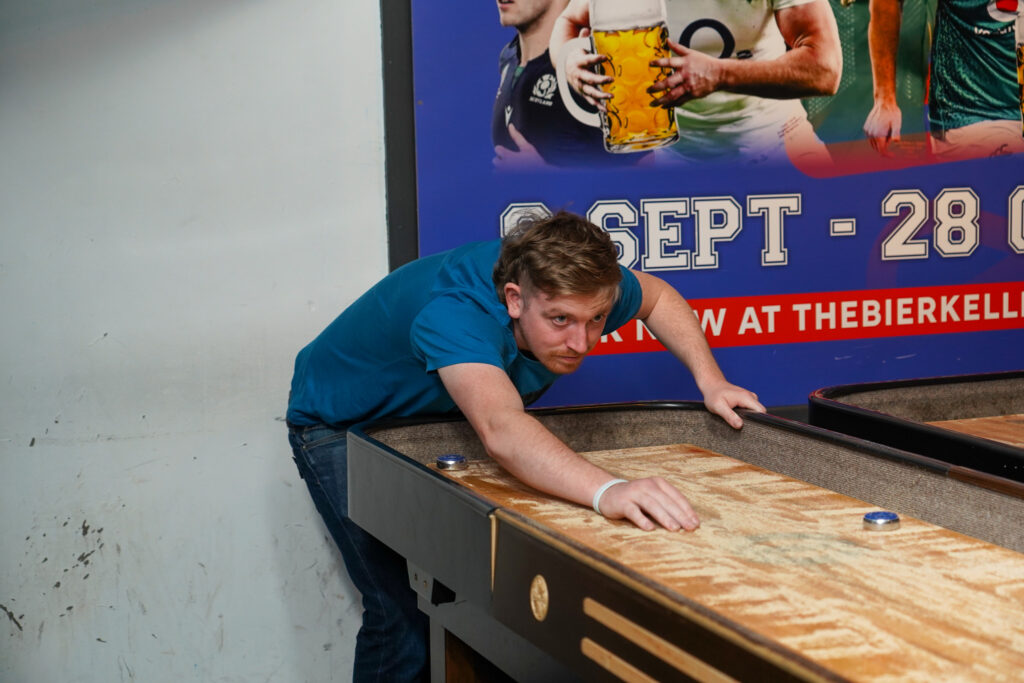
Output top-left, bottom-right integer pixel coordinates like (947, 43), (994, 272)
(617, 478), (699, 532)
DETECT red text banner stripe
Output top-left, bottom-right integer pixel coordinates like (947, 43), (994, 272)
(594, 281), (1024, 354)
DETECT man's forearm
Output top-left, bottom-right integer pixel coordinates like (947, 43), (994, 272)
(717, 3), (841, 99)
(642, 290), (727, 395)
(440, 362), (699, 531)
(632, 270), (765, 429)
(715, 45), (839, 99)
(548, 0), (588, 68)
(868, 0), (903, 104)
(473, 408), (617, 506)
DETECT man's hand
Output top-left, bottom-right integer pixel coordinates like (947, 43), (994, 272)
(701, 379), (766, 429)
(563, 29), (612, 109)
(550, 1), (611, 107)
(493, 124), (546, 169)
(863, 101), (902, 155)
(597, 478), (700, 531)
(648, 40), (722, 107)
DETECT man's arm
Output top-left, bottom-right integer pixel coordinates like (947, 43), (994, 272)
(862, 0), (904, 155)
(493, 124), (547, 169)
(549, 0), (612, 106)
(633, 270), (765, 429)
(438, 362), (700, 531)
(549, 0), (588, 53)
(650, 0), (842, 106)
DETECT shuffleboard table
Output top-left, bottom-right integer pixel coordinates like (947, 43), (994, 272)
(347, 403), (1024, 682)
(809, 371), (1024, 484)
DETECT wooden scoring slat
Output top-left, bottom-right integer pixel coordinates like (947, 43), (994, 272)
(927, 413), (1024, 448)
(437, 444), (1024, 682)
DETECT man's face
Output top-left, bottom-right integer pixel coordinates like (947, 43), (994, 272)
(496, 0), (556, 30)
(505, 283), (616, 375)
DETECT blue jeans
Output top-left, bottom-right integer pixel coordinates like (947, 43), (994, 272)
(288, 423), (428, 682)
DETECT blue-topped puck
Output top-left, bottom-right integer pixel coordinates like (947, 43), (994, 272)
(436, 454), (467, 471)
(863, 511), (900, 531)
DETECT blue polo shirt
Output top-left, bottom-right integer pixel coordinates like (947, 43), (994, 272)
(286, 240), (642, 427)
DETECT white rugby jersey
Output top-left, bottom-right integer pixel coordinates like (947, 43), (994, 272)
(662, 0), (822, 162)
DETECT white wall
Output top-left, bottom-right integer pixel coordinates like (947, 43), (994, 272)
(0, 0), (388, 680)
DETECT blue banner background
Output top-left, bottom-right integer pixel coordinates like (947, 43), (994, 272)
(408, 1), (1023, 407)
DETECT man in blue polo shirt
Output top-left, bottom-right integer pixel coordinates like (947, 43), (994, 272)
(286, 211), (764, 681)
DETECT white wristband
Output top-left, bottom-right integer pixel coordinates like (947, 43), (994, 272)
(592, 478), (628, 516)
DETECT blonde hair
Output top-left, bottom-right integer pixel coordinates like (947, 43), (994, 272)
(493, 211), (622, 304)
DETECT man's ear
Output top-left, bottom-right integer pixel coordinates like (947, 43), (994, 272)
(504, 282), (523, 319)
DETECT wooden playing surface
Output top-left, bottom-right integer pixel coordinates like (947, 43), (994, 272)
(927, 413), (1024, 449)
(435, 444), (1024, 682)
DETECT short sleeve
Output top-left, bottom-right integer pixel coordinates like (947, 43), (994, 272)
(604, 266), (642, 334)
(410, 294), (514, 373)
(773, 0), (816, 9)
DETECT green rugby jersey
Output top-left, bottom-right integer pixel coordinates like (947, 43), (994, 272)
(930, 0), (1020, 132)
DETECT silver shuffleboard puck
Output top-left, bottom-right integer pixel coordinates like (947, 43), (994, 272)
(436, 454), (468, 471)
(863, 511), (900, 531)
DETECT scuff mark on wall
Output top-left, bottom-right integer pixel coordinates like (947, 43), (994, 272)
(1, 603), (24, 631)
(14, 512), (109, 644)
(117, 654), (135, 682)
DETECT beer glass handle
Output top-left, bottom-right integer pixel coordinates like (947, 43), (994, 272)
(555, 36), (601, 128)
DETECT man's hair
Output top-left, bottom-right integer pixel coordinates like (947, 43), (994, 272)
(493, 211), (622, 304)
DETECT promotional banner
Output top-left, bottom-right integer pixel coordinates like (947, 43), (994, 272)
(400, 0), (1024, 407)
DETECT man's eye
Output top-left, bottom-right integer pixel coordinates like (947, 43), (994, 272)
(552, 315), (567, 324)
(592, 314), (606, 323)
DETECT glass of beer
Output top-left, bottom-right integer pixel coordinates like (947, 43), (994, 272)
(555, 0), (677, 153)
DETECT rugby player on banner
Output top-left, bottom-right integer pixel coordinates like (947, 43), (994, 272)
(551, 0), (843, 166)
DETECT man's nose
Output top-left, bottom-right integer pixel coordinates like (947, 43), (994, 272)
(565, 324), (589, 352)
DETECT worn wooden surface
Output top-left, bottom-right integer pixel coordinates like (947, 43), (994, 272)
(436, 444), (1024, 682)
(928, 413), (1024, 449)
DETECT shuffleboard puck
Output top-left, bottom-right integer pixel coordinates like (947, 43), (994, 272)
(436, 454), (468, 471)
(863, 511), (900, 531)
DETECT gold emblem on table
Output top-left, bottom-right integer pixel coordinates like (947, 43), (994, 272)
(529, 574), (549, 622)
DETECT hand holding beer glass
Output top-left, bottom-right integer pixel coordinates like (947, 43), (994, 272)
(554, 0), (678, 153)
